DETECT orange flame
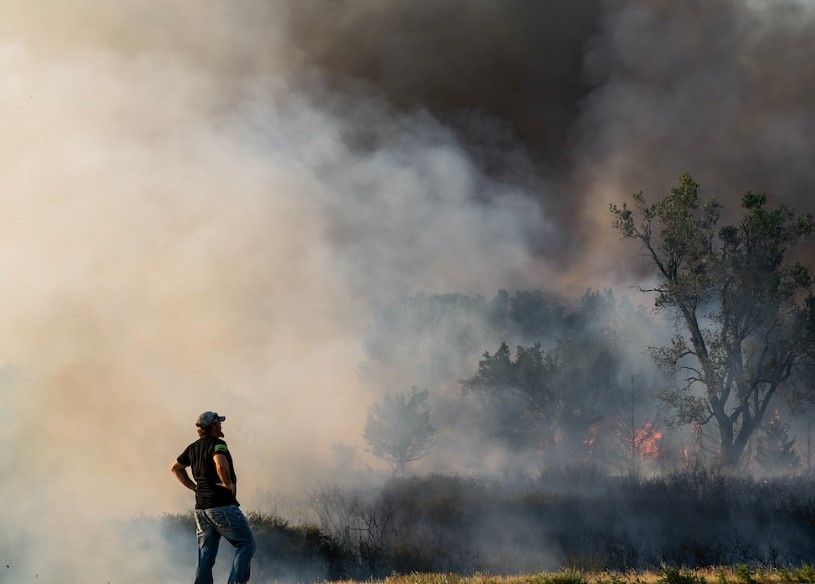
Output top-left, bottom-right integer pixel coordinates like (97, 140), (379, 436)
(635, 422), (663, 460)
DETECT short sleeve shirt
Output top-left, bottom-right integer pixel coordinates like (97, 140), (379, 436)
(177, 436), (239, 509)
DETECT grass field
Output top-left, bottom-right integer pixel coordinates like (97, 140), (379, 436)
(326, 565), (815, 584)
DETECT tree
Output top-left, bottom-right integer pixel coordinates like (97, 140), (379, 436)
(611, 173), (815, 468)
(460, 289), (650, 461)
(461, 335), (623, 457)
(363, 387), (436, 475)
(755, 409), (800, 475)
(461, 342), (560, 449)
(358, 290), (572, 392)
(507, 289), (568, 340)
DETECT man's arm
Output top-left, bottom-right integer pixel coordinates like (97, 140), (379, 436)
(213, 453), (236, 495)
(171, 460), (196, 491)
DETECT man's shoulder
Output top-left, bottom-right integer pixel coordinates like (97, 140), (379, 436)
(213, 439), (229, 455)
(182, 439), (201, 452)
(186, 437), (217, 451)
(187, 436), (229, 456)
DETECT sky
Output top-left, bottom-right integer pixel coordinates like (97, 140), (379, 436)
(1, 0), (815, 580)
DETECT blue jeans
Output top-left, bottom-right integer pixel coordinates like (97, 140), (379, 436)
(194, 505), (256, 584)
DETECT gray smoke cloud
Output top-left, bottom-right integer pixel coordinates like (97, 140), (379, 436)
(574, 0), (815, 276)
(2, 0), (815, 580)
(279, 0), (815, 282)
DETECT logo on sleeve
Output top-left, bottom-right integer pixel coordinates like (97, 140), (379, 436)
(214, 444), (229, 454)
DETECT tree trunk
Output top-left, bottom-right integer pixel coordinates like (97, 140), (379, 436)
(720, 441), (741, 469)
(719, 420), (755, 469)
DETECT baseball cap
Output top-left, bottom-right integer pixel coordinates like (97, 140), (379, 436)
(196, 411), (226, 427)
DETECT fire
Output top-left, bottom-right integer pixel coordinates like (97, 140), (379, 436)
(635, 422), (663, 460)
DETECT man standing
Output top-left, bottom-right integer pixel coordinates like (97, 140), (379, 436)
(171, 411), (256, 584)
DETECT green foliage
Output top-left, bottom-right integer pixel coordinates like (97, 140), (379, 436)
(659, 566), (708, 584)
(782, 563), (815, 583)
(379, 569), (815, 584)
(733, 565), (756, 584)
(612, 173), (815, 467)
(754, 410), (800, 474)
(363, 286), (657, 465)
(716, 568), (728, 584)
(536, 570), (590, 584)
(460, 309), (628, 455)
(364, 386), (436, 475)
(461, 341), (559, 447)
(800, 564), (815, 583)
(508, 289), (568, 339)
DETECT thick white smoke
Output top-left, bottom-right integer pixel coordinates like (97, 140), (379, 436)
(0, 2), (553, 580)
(2, 0), (815, 580)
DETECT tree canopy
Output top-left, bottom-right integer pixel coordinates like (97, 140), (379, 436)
(611, 173), (815, 468)
(460, 333), (625, 457)
(363, 387), (436, 475)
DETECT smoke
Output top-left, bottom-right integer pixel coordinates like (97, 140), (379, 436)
(279, 0), (815, 284)
(574, 0), (815, 267)
(2, 0), (815, 580)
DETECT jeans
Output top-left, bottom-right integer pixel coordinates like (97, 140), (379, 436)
(194, 505), (256, 584)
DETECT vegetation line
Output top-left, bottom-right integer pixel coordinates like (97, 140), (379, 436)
(327, 565), (815, 584)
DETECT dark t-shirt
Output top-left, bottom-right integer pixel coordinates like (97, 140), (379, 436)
(177, 436), (239, 509)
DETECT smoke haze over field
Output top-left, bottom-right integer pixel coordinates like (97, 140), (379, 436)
(2, 0), (815, 580)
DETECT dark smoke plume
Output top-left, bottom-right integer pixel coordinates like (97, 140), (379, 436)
(281, 0), (815, 274)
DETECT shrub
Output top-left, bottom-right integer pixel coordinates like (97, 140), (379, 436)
(659, 566), (707, 584)
(790, 564), (815, 583)
(734, 565), (756, 584)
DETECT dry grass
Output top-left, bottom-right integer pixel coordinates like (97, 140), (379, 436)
(325, 565), (815, 584)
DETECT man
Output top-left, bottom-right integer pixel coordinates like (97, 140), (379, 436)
(171, 411), (256, 584)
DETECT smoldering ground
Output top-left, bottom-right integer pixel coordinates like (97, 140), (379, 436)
(2, 0), (815, 581)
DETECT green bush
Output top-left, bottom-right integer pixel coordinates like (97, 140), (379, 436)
(734, 564), (756, 584)
(790, 564), (815, 583)
(659, 566), (707, 584)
